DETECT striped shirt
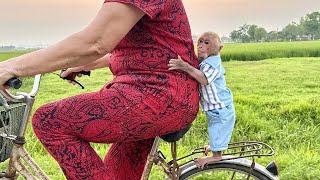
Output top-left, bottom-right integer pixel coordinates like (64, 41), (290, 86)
(199, 55), (233, 112)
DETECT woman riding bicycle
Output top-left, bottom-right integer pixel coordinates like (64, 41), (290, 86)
(0, 0), (199, 179)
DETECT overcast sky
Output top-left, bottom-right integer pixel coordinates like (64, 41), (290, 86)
(1, 0), (320, 46)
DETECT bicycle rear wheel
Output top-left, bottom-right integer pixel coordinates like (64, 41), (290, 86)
(179, 163), (272, 180)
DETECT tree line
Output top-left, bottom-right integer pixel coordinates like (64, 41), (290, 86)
(229, 11), (320, 43)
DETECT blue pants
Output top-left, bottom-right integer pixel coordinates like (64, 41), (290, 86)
(205, 104), (236, 152)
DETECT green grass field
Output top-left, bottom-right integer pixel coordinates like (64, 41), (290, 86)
(222, 41), (320, 61)
(1, 41), (320, 179)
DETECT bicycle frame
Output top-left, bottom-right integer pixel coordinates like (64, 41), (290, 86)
(141, 137), (181, 180)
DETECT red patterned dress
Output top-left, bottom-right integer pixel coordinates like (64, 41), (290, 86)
(32, 0), (198, 179)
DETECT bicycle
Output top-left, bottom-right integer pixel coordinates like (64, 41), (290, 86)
(0, 74), (279, 180)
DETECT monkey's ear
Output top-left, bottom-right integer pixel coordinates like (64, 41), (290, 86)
(219, 44), (224, 51)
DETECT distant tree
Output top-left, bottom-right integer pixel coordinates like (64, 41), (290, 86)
(241, 34), (250, 43)
(221, 36), (233, 43)
(282, 22), (304, 41)
(230, 24), (258, 43)
(247, 25), (258, 41)
(255, 27), (268, 42)
(230, 24), (250, 43)
(0, 46), (16, 51)
(230, 30), (242, 43)
(301, 11), (320, 40)
(228, 11), (320, 43)
(238, 24), (251, 42)
(266, 31), (278, 42)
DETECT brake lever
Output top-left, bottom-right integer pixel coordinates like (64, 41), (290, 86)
(54, 70), (91, 89)
(60, 76), (85, 89)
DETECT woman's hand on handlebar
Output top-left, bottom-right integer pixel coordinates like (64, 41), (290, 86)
(0, 68), (16, 90)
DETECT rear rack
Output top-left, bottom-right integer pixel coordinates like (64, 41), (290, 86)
(193, 141), (275, 161)
(170, 141), (274, 165)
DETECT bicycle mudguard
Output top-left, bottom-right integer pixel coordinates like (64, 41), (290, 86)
(179, 155), (279, 180)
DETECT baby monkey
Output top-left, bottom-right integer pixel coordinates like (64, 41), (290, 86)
(168, 32), (236, 168)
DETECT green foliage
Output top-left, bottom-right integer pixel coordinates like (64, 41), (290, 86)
(302, 12), (320, 38)
(282, 22), (304, 41)
(255, 27), (268, 42)
(1, 50), (320, 179)
(222, 41), (320, 61)
(230, 24), (268, 43)
(229, 11), (320, 42)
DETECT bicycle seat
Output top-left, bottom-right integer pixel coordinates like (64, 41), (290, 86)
(160, 125), (191, 142)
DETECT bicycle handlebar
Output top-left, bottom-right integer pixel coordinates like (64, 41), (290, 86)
(4, 78), (22, 89)
(0, 74), (42, 103)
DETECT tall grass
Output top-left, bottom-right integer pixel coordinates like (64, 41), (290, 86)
(224, 58), (320, 179)
(222, 41), (320, 61)
(0, 43), (320, 179)
(0, 50), (33, 61)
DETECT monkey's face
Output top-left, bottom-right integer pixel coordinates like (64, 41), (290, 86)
(197, 34), (222, 63)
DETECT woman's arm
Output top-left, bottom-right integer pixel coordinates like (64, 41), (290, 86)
(0, 2), (144, 88)
(168, 56), (209, 85)
(82, 53), (111, 71)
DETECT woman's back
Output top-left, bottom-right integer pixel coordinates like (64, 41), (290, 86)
(107, 0), (199, 120)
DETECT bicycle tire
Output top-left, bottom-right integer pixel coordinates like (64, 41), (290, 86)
(179, 163), (272, 180)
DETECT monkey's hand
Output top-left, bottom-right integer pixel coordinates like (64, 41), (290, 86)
(168, 55), (190, 71)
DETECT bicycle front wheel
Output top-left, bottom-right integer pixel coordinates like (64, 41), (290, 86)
(179, 163), (273, 180)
